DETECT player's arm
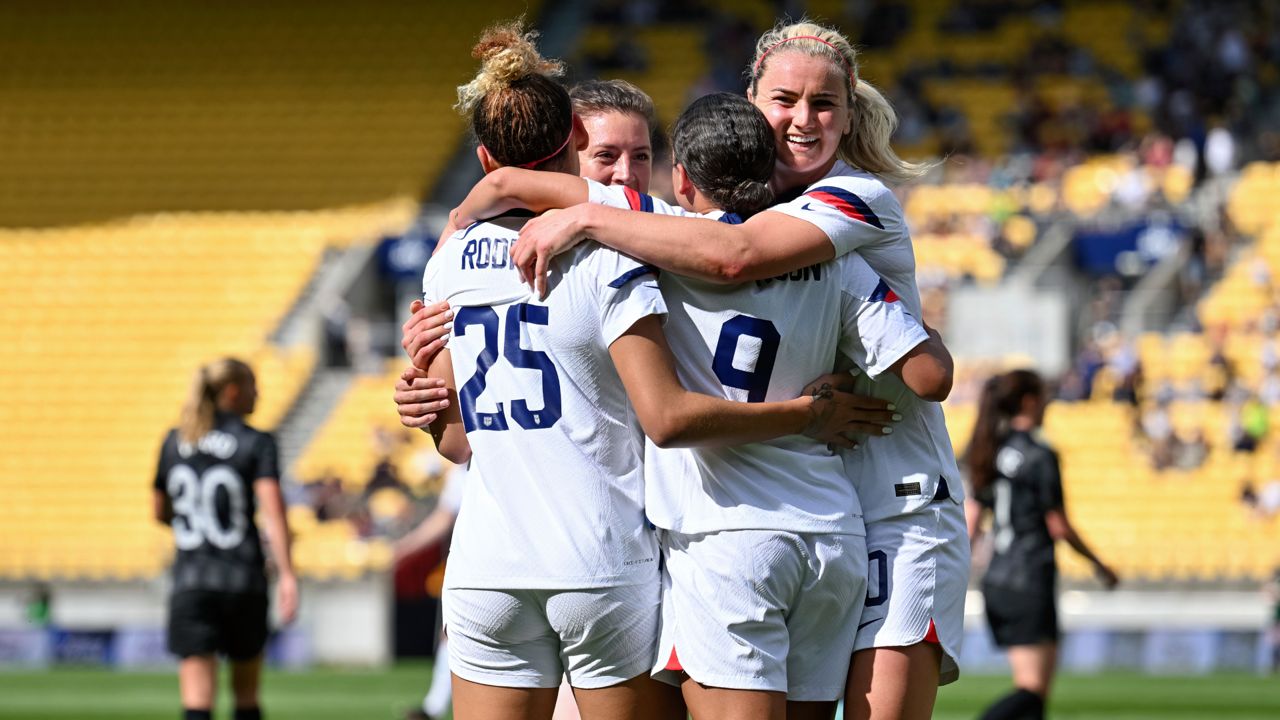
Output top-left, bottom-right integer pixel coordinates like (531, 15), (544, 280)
(965, 498), (987, 544)
(885, 324), (953, 402)
(1038, 452), (1119, 588)
(151, 439), (173, 525)
(152, 489), (173, 525)
(610, 316), (893, 448)
(254, 475), (299, 624)
(425, 348), (471, 464)
(450, 167), (589, 230)
(514, 203), (837, 296)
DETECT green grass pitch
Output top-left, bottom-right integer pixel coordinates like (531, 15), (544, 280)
(0, 665), (1277, 719)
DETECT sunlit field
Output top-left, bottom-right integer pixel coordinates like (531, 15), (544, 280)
(0, 665), (1277, 719)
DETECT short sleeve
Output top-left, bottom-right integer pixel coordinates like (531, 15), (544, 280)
(587, 180), (696, 217)
(253, 433), (281, 483)
(421, 251), (448, 305)
(1034, 449), (1064, 512)
(596, 250), (667, 347)
(835, 255), (928, 378)
(769, 177), (900, 257)
(152, 430), (174, 492)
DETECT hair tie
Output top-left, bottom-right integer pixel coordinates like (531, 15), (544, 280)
(752, 35), (856, 89)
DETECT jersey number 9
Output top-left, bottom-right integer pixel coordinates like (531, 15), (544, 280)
(712, 315), (781, 402)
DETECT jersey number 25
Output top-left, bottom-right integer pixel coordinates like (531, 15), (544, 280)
(456, 304), (563, 432)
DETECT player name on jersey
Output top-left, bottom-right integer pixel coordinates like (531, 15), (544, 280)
(459, 235), (518, 270)
(755, 263), (824, 286)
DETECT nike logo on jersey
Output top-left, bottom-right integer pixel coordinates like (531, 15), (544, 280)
(857, 618), (883, 632)
(800, 202), (815, 212)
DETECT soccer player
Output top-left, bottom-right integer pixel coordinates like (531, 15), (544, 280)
(152, 358), (297, 720)
(966, 370), (1119, 720)
(420, 89), (954, 720)
(419, 22), (873, 720)
(483, 18), (969, 719)
(571, 79), (657, 193)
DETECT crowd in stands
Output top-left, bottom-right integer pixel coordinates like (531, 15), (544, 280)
(293, 427), (451, 547)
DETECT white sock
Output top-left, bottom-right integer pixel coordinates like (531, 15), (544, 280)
(423, 637), (452, 717)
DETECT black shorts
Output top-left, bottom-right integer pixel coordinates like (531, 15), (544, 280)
(168, 590), (269, 660)
(982, 585), (1058, 648)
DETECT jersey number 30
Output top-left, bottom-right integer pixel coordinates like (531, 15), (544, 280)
(456, 304), (562, 432)
(167, 465), (248, 551)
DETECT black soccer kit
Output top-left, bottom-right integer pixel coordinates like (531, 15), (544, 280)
(153, 413), (280, 659)
(976, 429), (1064, 647)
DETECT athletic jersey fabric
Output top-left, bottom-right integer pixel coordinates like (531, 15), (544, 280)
(424, 213), (665, 590)
(153, 414), (278, 594)
(976, 429), (1064, 592)
(841, 368), (963, 522)
(585, 183), (927, 535)
(769, 162), (967, 516)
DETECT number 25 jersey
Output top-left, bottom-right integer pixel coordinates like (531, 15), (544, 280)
(423, 215), (667, 591)
(152, 414), (279, 594)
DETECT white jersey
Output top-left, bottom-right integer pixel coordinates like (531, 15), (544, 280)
(770, 162), (966, 518)
(841, 368), (964, 522)
(586, 183), (928, 535)
(423, 214), (666, 590)
(438, 461), (468, 515)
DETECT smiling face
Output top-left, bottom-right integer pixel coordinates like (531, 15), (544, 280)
(750, 51), (853, 192)
(577, 111), (653, 193)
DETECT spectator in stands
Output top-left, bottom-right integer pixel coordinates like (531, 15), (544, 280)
(1172, 427), (1209, 471)
(1141, 399), (1176, 470)
(1232, 394), (1269, 453)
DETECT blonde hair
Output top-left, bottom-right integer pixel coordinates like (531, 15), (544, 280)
(748, 19), (932, 184)
(453, 19), (574, 170)
(178, 358), (254, 444)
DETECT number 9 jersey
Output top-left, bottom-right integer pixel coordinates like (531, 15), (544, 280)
(153, 415), (280, 595)
(423, 214), (667, 591)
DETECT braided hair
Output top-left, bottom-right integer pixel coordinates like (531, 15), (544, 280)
(671, 92), (775, 217)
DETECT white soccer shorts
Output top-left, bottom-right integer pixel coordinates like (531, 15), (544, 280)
(852, 499), (969, 685)
(653, 529), (867, 701)
(444, 583), (659, 689)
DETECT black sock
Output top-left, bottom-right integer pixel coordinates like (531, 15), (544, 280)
(183, 710), (212, 720)
(234, 708), (262, 720)
(980, 688), (1044, 720)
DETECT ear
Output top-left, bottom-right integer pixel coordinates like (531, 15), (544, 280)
(476, 145), (501, 174)
(673, 163), (696, 200)
(572, 113), (588, 152)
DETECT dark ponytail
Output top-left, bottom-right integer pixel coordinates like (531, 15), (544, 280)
(671, 92), (775, 217)
(965, 369), (1045, 494)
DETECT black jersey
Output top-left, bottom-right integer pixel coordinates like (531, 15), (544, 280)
(153, 413), (279, 594)
(976, 429), (1064, 593)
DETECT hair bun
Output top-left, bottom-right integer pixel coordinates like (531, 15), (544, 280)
(457, 20), (563, 114)
(728, 179), (775, 216)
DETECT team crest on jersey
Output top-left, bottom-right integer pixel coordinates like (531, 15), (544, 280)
(996, 446), (1025, 477)
(178, 430), (238, 459)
